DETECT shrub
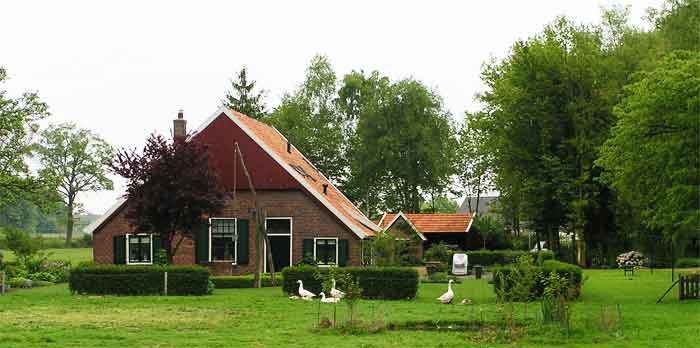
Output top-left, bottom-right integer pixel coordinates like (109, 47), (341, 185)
(676, 258), (700, 268)
(422, 271), (462, 284)
(493, 260), (583, 300)
(424, 242), (452, 263)
(466, 249), (554, 266)
(69, 264), (210, 296)
(41, 260), (71, 283)
(281, 266), (419, 300)
(211, 274), (276, 288)
(4, 228), (40, 261)
(29, 271), (58, 282)
(8, 277), (33, 288)
(616, 251), (647, 268)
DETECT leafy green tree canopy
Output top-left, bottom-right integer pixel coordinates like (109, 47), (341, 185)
(597, 51), (700, 242)
(36, 123), (114, 244)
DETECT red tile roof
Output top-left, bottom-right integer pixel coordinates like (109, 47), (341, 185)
(229, 109), (379, 237)
(379, 212), (473, 234)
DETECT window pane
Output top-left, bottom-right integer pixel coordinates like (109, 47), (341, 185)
(128, 235), (151, 263)
(315, 239), (337, 265)
(267, 219), (291, 234)
(211, 219), (236, 261)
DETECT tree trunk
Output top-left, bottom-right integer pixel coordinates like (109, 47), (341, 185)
(65, 201), (74, 246)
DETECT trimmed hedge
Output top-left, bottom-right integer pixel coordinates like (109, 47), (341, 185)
(69, 264), (210, 296)
(211, 274), (276, 288)
(676, 258), (700, 268)
(282, 266), (419, 300)
(466, 249), (555, 266)
(492, 260), (583, 300)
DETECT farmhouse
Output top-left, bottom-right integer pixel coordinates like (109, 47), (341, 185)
(87, 108), (380, 275)
(377, 212), (475, 258)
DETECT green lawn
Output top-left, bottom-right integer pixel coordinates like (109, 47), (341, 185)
(2, 248), (92, 264)
(0, 269), (698, 347)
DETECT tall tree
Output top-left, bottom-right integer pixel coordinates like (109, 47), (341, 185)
(36, 123), (114, 244)
(111, 134), (226, 263)
(222, 66), (267, 119)
(597, 51), (700, 245)
(0, 67), (50, 210)
(348, 74), (457, 213)
(267, 55), (349, 183)
(457, 113), (493, 215)
(474, 17), (623, 257)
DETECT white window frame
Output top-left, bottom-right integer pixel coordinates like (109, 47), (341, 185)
(264, 217), (293, 273)
(209, 217), (237, 264)
(125, 233), (153, 265)
(313, 237), (339, 267)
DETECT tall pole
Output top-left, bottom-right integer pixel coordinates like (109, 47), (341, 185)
(234, 142), (277, 287)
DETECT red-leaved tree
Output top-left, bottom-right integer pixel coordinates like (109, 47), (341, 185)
(112, 134), (226, 263)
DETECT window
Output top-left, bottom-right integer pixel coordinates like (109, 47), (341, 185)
(127, 234), (152, 264)
(266, 218), (291, 235)
(314, 238), (338, 265)
(210, 218), (236, 262)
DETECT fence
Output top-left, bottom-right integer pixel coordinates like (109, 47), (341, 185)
(679, 273), (700, 300)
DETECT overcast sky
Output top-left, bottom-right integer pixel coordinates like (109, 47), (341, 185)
(2, 0), (662, 215)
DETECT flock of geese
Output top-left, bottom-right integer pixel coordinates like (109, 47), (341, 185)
(291, 279), (345, 303)
(293, 278), (471, 305)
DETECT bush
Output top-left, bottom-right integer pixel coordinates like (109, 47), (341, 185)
(467, 249), (554, 266)
(422, 271), (463, 284)
(493, 260), (583, 300)
(8, 277), (33, 288)
(616, 251), (647, 268)
(424, 242), (453, 263)
(676, 258), (700, 268)
(41, 260), (71, 283)
(29, 271), (58, 282)
(281, 266), (419, 300)
(211, 274), (276, 288)
(4, 228), (40, 261)
(69, 264), (210, 296)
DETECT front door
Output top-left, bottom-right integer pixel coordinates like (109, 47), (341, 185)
(268, 235), (290, 272)
(265, 217), (292, 273)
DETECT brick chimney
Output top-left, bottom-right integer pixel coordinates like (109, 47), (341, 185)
(173, 109), (186, 140)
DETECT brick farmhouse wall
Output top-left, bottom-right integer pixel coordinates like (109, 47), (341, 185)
(93, 189), (363, 275)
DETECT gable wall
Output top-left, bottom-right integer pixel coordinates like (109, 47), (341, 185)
(194, 114), (300, 190)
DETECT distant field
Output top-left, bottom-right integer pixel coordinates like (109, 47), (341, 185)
(2, 248), (92, 264)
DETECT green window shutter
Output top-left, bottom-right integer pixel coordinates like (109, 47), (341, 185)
(338, 239), (349, 267)
(236, 219), (249, 265)
(195, 220), (210, 264)
(152, 234), (162, 252)
(303, 239), (314, 260)
(113, 235), (126, 264)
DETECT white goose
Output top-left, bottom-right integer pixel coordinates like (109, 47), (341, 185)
(437, 279), (454, 304)
(330, 278), (345, 299)
(320, 292), (340, 304)
(296, 280), (316, 299)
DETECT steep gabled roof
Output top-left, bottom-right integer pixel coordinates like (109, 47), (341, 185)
(378, 212), (474, 234)
(87, 107), (379, 238)
(216, 108), (379, 238)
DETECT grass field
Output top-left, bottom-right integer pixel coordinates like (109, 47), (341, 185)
(2, 248), (92, 263)
(1, 268), (698, 347)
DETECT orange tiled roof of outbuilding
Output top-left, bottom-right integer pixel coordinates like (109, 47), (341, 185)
(378, 212), (473, 233)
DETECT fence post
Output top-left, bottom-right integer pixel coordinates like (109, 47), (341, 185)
(1, 271), (5, 294)
(164, 271), (168, 296)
